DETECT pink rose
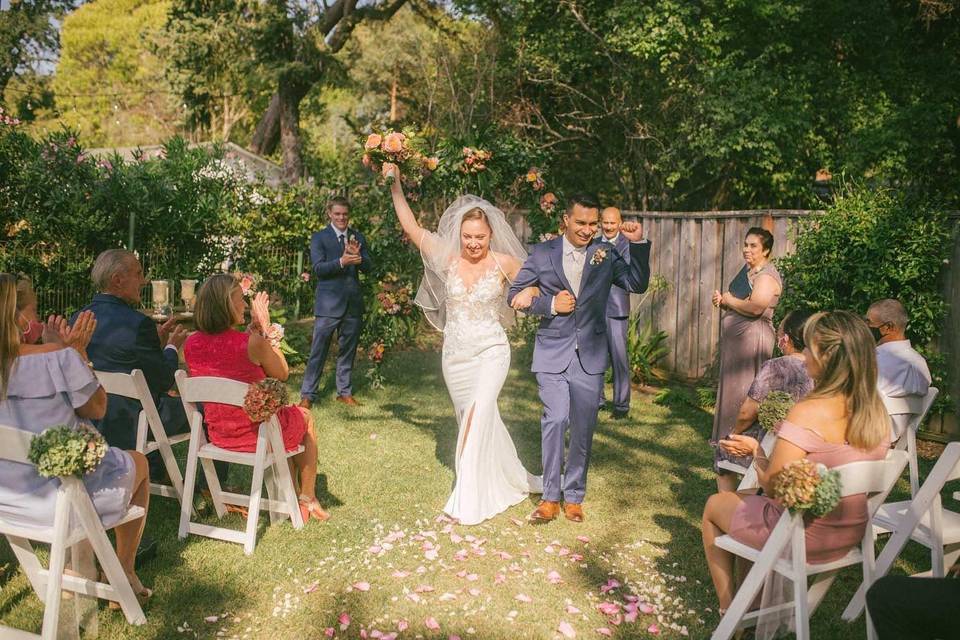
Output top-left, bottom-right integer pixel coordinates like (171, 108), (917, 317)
(364, 133), (382, 150)
(362, 153), (373, 167)
(381, 132), (405, 154)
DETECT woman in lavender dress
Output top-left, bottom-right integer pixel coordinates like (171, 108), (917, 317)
(0, 273), (152, 601)
(711, 227), (782, 492)
(715, 309), (815, 471)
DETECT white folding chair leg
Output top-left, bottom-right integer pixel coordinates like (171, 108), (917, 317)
(7, 535), (46, 596)
(40, 496), (70, 639)
(243, 435), (269, 555)
(907, 428), (920, 497)
(712, 514), (796, 640)
(791, 527), (811, 640)
(200, 457), (227, 519)
(179, 421), (203, 540)
(268, 428), (303, 530)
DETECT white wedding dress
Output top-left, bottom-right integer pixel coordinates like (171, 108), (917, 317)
(441, 264), (543, 525)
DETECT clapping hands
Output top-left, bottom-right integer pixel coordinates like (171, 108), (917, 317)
(249, 291), (271, 333)
(42, 311), (97, 360)
(158, 317), (189, 349)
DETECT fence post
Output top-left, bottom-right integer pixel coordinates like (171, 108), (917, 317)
(127, 210), (136, 251)
(295, 249), (304, 319)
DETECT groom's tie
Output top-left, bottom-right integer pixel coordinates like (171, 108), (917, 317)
(338, 232), (346, 252)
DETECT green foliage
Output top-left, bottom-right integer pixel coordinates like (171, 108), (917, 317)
(52, 0), (180, 147)
(628, 319), (670, 386)
(28, 423), (107, 478)
(0, 0), (75, 98)
(776, 183), (951, 401)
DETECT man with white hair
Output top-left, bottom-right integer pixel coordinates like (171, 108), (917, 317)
(78, 249), (189, 464)
(865, 298), (932, 439)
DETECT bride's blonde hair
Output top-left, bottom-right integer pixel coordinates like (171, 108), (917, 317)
(803, 310), (888, 450)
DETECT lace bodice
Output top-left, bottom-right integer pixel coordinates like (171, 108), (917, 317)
(443, 265), (508, 357)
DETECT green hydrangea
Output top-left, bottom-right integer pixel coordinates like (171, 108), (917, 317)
(811, 466), (843, 517)
(28, 424), (108, 478)
(758, 390), (795, 432)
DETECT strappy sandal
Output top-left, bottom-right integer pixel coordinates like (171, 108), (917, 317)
(102, 572), (152, 610)
(298, 495), (330, 522)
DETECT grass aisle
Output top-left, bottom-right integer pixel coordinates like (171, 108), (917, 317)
(0, 345), (924, 639)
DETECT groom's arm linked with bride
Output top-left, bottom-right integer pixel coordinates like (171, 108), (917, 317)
(506, 195), (651, 523)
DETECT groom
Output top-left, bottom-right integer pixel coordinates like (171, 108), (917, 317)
(508, 194), (651, 523)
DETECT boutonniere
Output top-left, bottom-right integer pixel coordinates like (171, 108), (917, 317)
(349, 234), (357, 244)
(590, 247), (608, 265)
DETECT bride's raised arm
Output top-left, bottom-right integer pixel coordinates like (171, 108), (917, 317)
(384, 163), (437, 257)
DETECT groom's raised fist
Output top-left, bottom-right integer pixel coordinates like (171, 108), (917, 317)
(555, 290), (576, 314)
(620, 220), (644, 242)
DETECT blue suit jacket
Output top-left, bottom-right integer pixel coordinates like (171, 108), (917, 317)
(508, 237), (651, 374)
(603, 234), (631, 319)
(76, 294), (182, 449)
(310, 225), (372, 317)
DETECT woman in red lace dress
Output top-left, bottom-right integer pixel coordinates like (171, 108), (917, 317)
(184, 274), (328, 521)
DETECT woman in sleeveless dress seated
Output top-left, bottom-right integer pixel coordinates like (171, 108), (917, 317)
(702, 310), (890, 613)
(183, 274), (328, 522)
(384, 162), (542, 525)
(0, 273), (152, 602)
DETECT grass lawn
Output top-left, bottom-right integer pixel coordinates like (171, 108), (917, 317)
(0, 337), (935, 639)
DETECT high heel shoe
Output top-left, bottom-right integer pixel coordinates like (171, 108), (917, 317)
(298, 495), (331, 522)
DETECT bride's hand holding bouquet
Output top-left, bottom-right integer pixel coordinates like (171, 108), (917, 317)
(361, 129), (437, 189)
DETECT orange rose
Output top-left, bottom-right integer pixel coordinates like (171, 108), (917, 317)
(382, 132), (406, 154)
(423, 156), (439, 171)
(364, 133), (382, 150)
(525, 168), (540, 183)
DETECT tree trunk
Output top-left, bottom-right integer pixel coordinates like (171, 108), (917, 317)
(278, 78), (310, 183)
(390, 75), (398, 122)
(250, 93), (281, 156)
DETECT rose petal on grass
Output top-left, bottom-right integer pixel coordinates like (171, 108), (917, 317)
(647, 623), (660, 635)
(425, 549), (439, 561)
(392, 570), (410, 579)
(425, 617), (440, 631)
(558, 621), (577, 638)
(339, 612), (352, 630)
(397, 619), (409, 631)
(638, 603), (654, 614)
(415, 584), (435, 593)
(514, 593), (533, 603)
(204, 616), (219, 623)
(547, 570), (563, 584)
(352, 581), (371, 592)
(595, 629), (612, 637)
(597, 602), (620, 616)
(576, 535), (591, 544)
(565, 605), (581, 615)
(468, 588), (481, 597)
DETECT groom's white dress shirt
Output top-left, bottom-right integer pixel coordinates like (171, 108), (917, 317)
(563, 235), (588, 295)
(876, 339), (931, 439)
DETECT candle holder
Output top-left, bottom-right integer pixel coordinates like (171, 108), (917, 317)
(180, 279), (197, 314)
(151, 280), (170, 319)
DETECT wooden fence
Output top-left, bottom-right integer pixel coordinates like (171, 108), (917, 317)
(622, 209), (960, 441)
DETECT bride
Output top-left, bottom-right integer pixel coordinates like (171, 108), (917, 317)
(384, 162), (542, 525)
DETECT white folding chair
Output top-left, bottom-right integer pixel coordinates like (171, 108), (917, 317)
(884, 387), (938, 498)
(95, 369), (190, 504)
(845, 441), (960, 631)
(0, 424), (146, 639)
(711, 450), (908, 640)
(174, 370), (304, 555)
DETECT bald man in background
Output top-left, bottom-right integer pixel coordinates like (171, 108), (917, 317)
(599, 206), (632, 419)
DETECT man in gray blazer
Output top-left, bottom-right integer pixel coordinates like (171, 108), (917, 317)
(599, 206), (632, 419)
(509, 194), (651, 523)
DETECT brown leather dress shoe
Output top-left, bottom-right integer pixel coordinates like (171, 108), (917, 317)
(529, 500), (560, 523)
(336, 395), (361, 407)
(298, 398), (312, 410)
(563, 502), (584, 522)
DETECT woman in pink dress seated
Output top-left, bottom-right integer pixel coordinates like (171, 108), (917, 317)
(701, 310), (890, 613)
(184, 274), (328, 522)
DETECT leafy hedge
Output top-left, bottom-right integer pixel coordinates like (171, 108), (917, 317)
(776, 184), (952, 407)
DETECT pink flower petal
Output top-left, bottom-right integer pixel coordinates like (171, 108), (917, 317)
(304, 580), (319, 594)
(494, 573), (506, 584)
(325, 628), (335, 638)
(595, 629), (612, 637)
(424, 549), (439, 561)
(449, 636), (461, 640)
(576, 535), (591, 543)
(597, 602), (621, 616)
(450, 533), (463, 544)
(515, 593), (533, 603)
(415, 584), (435, 593)
(639, 603), (654, 614)
(558, 621), (577, 638)
(368, 545), (383, 554)
(425, 617), (440, 631)
(624, 609), (638, 623)
(565, 605), (582, 614)
(647, 623), (660, 635)
(547, 570), (563, 584)
(397, 619), (409, 631)
(339, 612), (352, 629)
(406, 592), (421, 603)
(392, 570), (410, 579)
(468, 588), (481, 597)
(352, 581), (371, 592)
(466, 573), (479, 582)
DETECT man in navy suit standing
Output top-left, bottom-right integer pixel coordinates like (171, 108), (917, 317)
(299, 196), (372, 408)
(599, 206), (632, 419)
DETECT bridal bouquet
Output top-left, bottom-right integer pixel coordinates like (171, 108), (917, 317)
(773, 458), (842, 517)
(243, 378), (290, 423)
(460, 146), (492, 174)
(29, 424), (108, 478)
(758, 390), (795, 432)
(361, 129), (437, 187)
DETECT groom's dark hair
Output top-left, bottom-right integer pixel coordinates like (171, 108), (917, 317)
(566, 192), (601, 213)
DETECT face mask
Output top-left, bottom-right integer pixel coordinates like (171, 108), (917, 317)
(20, 318), (43, 344)
(869, 325), (884, 343)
